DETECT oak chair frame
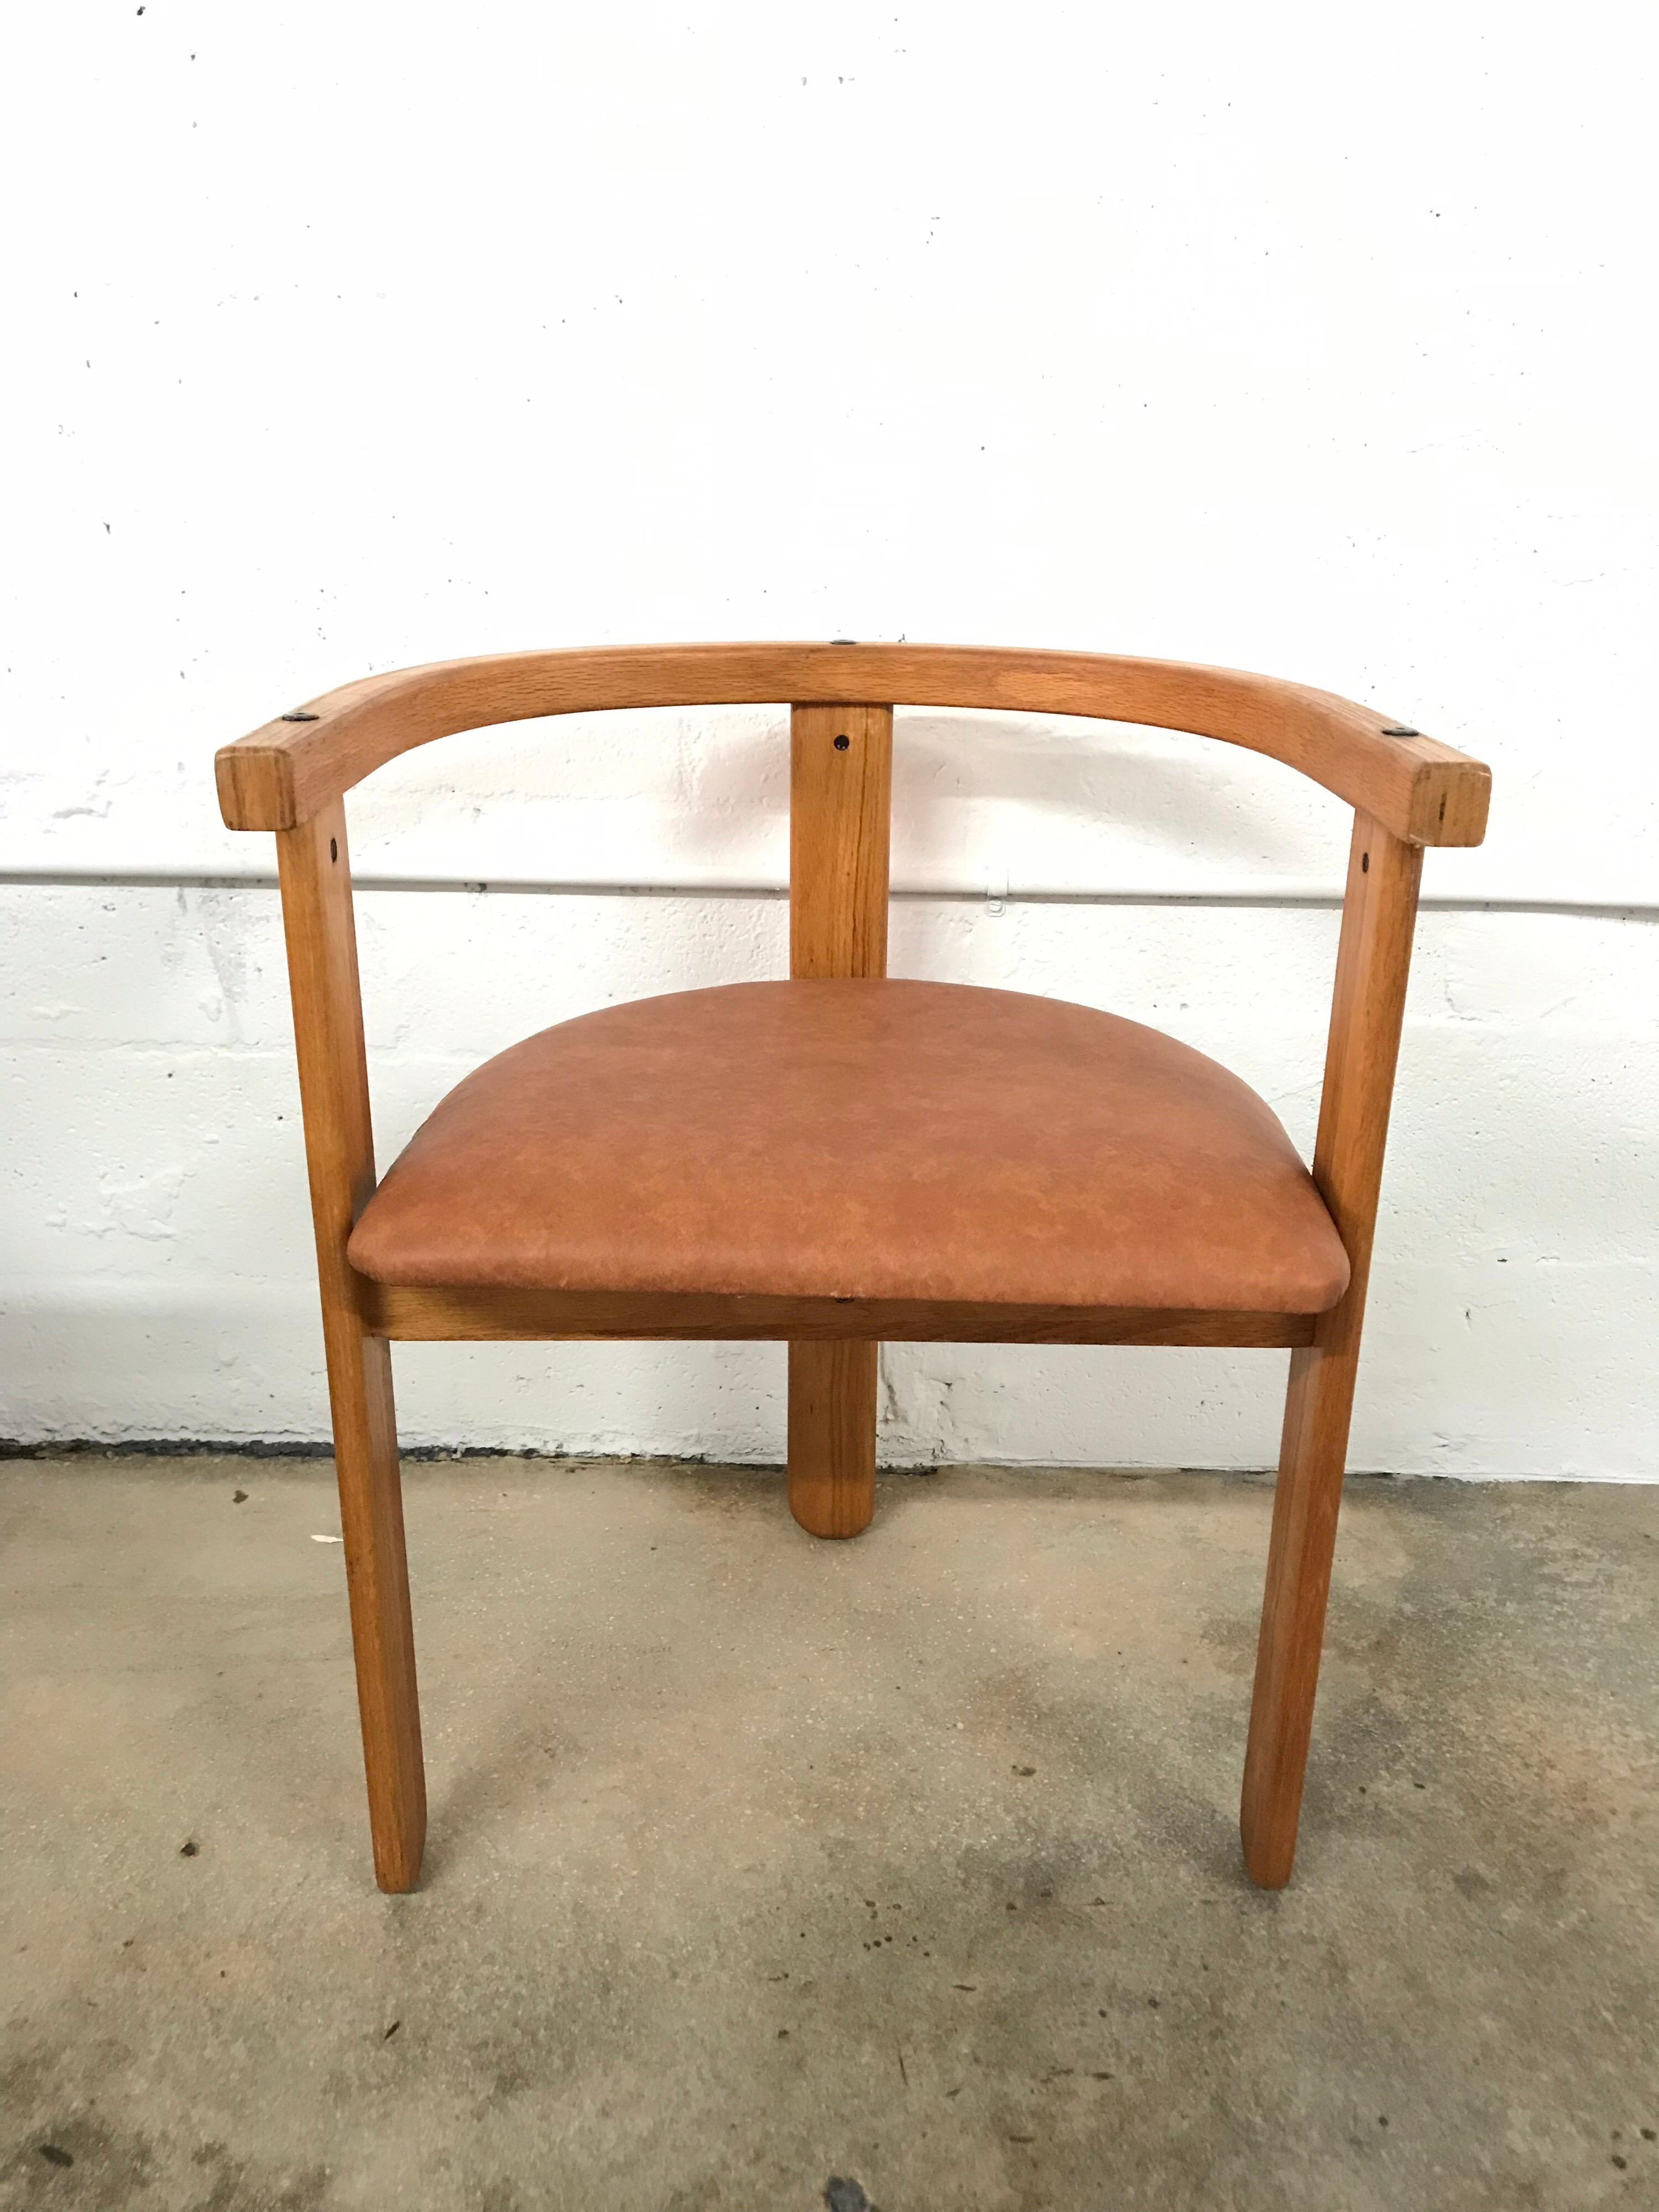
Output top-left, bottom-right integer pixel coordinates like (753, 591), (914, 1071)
(216, 641), (1491, 1895)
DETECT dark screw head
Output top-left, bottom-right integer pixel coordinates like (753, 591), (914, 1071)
(329, 838), (338, 862)
(834, 734), (851, 750)
(280, 709), (320, 723)
(1361, 852), (1370, 872)
(1380, 723), (1420, 738)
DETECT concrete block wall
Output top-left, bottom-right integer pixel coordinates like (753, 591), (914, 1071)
(3, 2), (1655, 1475)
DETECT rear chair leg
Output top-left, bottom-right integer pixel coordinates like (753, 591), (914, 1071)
(787, 1340), (878, 1538)
(325, 1318), (426, 1891)
(1240, 1340), (1359, 1887)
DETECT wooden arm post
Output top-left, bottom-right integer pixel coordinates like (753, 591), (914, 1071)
(786, 703), (893, 1538)
(1240, 810), (1423, 1886)
(275, 800), (426, 1891)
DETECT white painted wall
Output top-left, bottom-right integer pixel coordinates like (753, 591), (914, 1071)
(3, 2), (1655, 1474)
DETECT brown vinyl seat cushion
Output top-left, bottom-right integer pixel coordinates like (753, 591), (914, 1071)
(348, 979), (1348, 1313)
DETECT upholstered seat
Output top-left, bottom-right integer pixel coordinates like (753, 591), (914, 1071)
(348, 978), (1349, 1313)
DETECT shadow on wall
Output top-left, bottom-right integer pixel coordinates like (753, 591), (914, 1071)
(357, 705), (1332, 884)
(672, 709), (1321, 879)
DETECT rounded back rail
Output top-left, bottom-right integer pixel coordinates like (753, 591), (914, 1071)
(216, 641), (1490, 848)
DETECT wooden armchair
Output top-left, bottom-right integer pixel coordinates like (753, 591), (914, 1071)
(216, 643), (1490, 1894)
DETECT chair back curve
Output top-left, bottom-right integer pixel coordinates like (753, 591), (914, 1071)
(216, 640), (1490, 850)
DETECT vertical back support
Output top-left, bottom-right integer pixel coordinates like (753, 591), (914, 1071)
(276, 801), (426, 1891)
(786, 703), (894, 1536)
(1240, 810), (1423, 1885)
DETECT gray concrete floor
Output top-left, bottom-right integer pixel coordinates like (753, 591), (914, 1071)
(2, 1455), (1656, 2212)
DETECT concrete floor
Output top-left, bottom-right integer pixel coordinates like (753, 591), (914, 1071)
(2, 1457), (1656, 2212)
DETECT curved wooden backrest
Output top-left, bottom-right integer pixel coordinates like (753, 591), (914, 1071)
(216, 641), (1490, 847)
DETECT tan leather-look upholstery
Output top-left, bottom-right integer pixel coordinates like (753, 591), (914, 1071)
(348, 980), (1349, 1313)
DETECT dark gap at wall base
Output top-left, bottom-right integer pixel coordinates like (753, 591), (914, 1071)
(0, 1440), (1430, 1486)
(0, 1436), (706, 1463)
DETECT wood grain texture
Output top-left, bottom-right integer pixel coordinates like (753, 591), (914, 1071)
(785, 702), (892, 1534)
(789, 703), (893, 978)
(1240, 811), (1423, 1888)
(358, 1281), (1318, 1346)
(276, 802), (426, 1893)
(216, 641), (1491, 847)
(787, 1340), (879, 1538)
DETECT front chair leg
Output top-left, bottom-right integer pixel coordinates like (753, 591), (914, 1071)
(1242, 812), (1421, 1884)
(787, 1340), (878, 1538)
(325, 1320), (426, 1891)
(1240, 1339), (1359, 1888)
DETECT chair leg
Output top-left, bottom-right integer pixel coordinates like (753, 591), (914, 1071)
(1240, 1340), (1359, 1888)
(787, 1340), (878, 1538)
(324, 1321), (426, 1891)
